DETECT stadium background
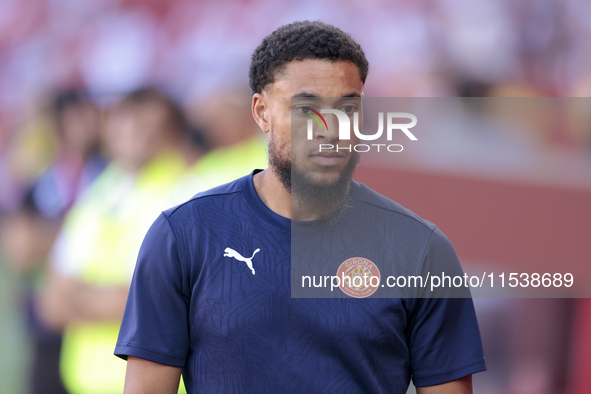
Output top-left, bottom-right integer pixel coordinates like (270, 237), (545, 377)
(0, 0), (590, 393)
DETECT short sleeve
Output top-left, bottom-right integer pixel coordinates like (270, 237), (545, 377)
(404, 227), (487, 387)
(115, 213), (190, 367)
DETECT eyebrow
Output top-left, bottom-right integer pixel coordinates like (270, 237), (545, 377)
(290, 91), (362, 99)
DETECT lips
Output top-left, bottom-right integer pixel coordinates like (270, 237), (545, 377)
(309, 151), (347, 166)
(312, 152), (344, 158)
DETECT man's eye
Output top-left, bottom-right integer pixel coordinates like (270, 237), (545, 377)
(298, 106), (312, 114)
(342, 105), (356, 113)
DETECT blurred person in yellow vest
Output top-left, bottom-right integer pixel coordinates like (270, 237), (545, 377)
(186, 89), (267, 188)
(38, 88), (200, 394)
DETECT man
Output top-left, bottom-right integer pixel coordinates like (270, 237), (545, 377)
(40, 89), (193, 394)
(116, 21), (486, 393)
(1, 90), (106, 394)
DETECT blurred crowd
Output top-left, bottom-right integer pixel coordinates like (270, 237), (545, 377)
(0, 86), (266, 394)
(0, 0), (590, 394)
(1, 0), (591, 194)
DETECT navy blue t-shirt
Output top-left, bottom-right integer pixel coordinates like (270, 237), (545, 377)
(115, 170), (486, 393)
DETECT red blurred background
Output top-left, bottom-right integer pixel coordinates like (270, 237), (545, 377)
(1, 1), (590, 393)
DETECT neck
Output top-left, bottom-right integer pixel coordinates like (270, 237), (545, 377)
(252, 168), (350, 221)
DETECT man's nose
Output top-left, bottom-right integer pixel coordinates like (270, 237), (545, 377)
(316, 114), (340, 143)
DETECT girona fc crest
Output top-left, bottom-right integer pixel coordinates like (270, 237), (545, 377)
(336, 257), (381, 298)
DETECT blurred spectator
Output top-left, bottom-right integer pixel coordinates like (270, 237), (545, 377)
(30, 91), (105, 221)
(187, 89), (267, 188)
(37, 88), (193, 394)
(0, 90), (106, 394)
(1, 193), (67, 394)
(2, 108), (59, 211)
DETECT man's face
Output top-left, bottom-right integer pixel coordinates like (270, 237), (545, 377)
(104, 100), (174, 171)
(263, 59), (364, 196)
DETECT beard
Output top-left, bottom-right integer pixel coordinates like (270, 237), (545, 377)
(268, 135), (360, 216)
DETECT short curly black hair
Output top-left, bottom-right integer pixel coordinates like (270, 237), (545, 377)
(249, 21), (369, 94)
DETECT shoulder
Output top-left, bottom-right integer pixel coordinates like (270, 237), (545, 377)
(352, 182), (457, 277)
(162, 176), (246, 224)
(354, 181), (437, 233)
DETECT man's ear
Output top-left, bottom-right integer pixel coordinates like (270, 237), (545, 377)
(252, 92), (270, 134)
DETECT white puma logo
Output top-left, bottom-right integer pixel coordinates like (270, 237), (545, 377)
(224, 247), (260, 275)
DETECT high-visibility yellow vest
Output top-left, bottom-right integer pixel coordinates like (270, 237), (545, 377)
(57, 153), (188, 394)
(190, 134), (268, 188)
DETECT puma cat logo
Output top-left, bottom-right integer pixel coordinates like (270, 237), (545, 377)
(224, 247), (260, 275)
